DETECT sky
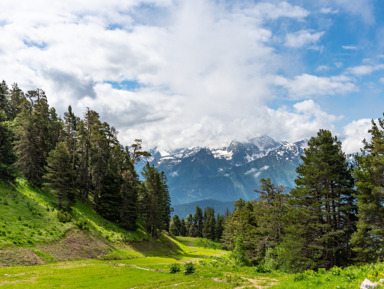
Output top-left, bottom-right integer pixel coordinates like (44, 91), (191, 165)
(1, 0), (383, 153)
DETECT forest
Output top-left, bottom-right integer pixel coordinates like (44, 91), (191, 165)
(170, 120), (384, 272)
(1, 79), (384, 276)
(0, 80), (171, 238)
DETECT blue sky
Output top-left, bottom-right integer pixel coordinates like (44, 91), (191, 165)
(0, 0), (383, 152)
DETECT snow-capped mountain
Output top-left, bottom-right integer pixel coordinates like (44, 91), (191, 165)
(138, 135), (307, 205)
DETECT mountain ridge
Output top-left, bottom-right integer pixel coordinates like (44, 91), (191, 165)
(138, 135), (307, 205)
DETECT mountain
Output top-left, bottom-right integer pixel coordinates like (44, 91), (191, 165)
(138, 135), (307, 205)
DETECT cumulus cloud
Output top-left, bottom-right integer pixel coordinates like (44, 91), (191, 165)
(244, 1), (309, 20)
(285, 30), (325, 49)
(341, 119), (372, 154)
(274, 74), (356, 98)
(0, 0), (378, 151)
(347, 64), (384, 76)
(319, 0), (375, 24)
(342, 45), (357, 50)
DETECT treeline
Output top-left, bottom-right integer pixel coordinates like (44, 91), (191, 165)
(0, 80), (170, 237)
(169, 206), (226, 241)
(219, 128), (384, 272)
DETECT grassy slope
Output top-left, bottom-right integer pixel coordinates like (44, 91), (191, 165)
(1, 180), (384, 288)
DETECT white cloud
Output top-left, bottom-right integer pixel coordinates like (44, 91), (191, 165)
(380, 77), (384, 84)
(341, 119), (372, 154)
(274, 74), (356, 98)
(0, 0), (376, 152)
(320, 7), (339, 14)
(246, 2), (309, 20)
(245, 168), (258, 175)
(342, 45), (357, 50)
(285, 30), (325, 48)
(347, 64), (384, 76)
(316, 65), (329, 72)
(319, 0), (375, 24)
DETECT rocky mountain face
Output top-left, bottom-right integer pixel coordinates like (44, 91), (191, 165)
(138, 135), (307, 205)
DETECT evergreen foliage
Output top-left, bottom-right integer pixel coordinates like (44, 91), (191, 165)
(0, 80), (170, 238)
(351, 117), (384, 263)
(44, 142), (75, 209)
(290, 129), (356, 269)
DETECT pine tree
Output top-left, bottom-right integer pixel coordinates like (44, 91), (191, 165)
(0, 81), (9, 116)
(14, 89), (61, 186)
(0, 111), (15, 181)
(214, 214), (225, 241)
(96, 165), (122, 222)
(141, 163), (171, 237)
(351, 117), (384, 263)
(170, 215), (182, 236)
(202, 207), (216, 240)
(180, 218), (187, 236)
(120, 148), (140, 230)
(44, 142), (75, 209)
(254, 179), (286, 253)
(193, 206), (203, 237)
(6, 83), (27, 120)
(289, 129), (356, 269)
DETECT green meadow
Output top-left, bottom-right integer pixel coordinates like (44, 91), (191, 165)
(1, 180), (384, 288)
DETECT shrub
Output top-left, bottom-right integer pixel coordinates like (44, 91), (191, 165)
(169, 263), (180, 273)
(184, 262), (196, 275)
(254, 264), (272, 273)
(76, 220), (90, 231)
(330, 266), (342, 276)
(57, 210), (72, 223)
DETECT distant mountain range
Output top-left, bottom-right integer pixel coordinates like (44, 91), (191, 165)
(137, 135), (307, 206)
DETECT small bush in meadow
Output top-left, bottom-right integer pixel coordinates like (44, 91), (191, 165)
(330, 266), (342, 276)
(184, 262), (196, 275)
(57, 210), (72, 223)
(168, 263), (180, 273)
(76, 220), (90, 231)
(254, 264), (272, 273)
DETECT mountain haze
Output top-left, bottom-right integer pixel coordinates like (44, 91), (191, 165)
(138, 135), (307, 205)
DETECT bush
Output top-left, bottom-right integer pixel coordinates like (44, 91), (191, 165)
(76, 220), (90, 231)
(57, 210), (72, 223)
(330, 266), (342, 276)
(184, 262), (196, 275)
(169, 263), (180, 273)
(254, 264), (272, 273)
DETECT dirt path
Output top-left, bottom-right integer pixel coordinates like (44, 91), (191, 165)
(235, 277), (280, 288)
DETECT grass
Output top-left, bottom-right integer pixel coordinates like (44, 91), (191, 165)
(1, 180), (384, 288)
(0, 180), (71, 248)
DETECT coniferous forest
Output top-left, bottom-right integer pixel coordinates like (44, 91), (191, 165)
(1, 79), (384, 277)
(0, 80), (170, 238)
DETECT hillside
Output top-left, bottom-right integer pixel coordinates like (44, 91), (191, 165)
(0, 179), (157, 266)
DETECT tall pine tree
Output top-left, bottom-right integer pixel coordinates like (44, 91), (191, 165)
(351, 117), (384, 263)
(289, 129), (356, 269)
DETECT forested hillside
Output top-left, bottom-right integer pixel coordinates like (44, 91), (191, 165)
(0, 80), (170, 239)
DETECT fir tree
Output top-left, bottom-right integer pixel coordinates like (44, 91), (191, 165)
(289, 129), (356, 269)
(202, 207), (216, 240)
(44, 142), (75, 209)
(351, 117), (384, 263)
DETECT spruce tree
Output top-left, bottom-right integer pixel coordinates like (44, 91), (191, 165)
(0, 111), (15, 181)
(120, 148), (140, 230)
(170, 215), (182, 236)
(202, 207), (216, 240)
(351, 117), (384, 263)
(192, 206), (203, 237)
(44, 142), (75, 209)
(289, 129), (356, 269)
